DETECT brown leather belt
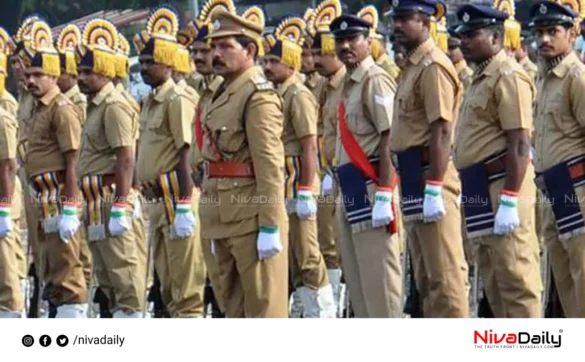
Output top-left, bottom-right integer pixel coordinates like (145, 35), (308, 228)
(204, 161), (255, 178)
(485, 154), (507, 176)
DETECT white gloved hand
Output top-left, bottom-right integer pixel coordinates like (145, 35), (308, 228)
(321, 174), (334, 196)
(257, 226), (283, 260)
(296, 188), (317, 219)
(494, 191), (520, 235)
(173, 200), (196, 239)
(0, 204), (13, 238)
(59, 203), (80, 243)
(132, 195), (142, 220)
(372, 187), (394, 228)
(423, 181), (446, 223)
(108, 203), (131, 236)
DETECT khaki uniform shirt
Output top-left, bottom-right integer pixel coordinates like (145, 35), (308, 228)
(186, 72), (205, 95)
(322, 66), (346, 166)
(304, 72), (323, 98)
(455, 59), (474, 91)
(78, 82), (138, 176)
(137, 78), (195, 183)
(391, 38), (461, 152)
(376, 53), (401, 83)
(454, 50), (534, 170)
(191, 75), (223, 168)
(534, 51), (585, 172)
(520, 56), (538, 85)
(199, 66), (285, 240)
(336, 56), (396, 166)
(0, 91), (19, 118)
(25, 86), (81, 177)
(116, 83), (141, 116)
(176, 79), (200, 109)
(64, 85), (87, 126)
(16, 88), (35, 165)
(0, 107), (20, 218)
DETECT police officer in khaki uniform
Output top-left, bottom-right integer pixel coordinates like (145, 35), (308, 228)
(447, 37), (474, 91)
(12, 16), (42, 317)
(358, 6), (401, 83)
(199, 8), (289, 318)
(172, 38), (200, 107)
(56, 25), (87, 124)
(515, 35), (538, 84)
(187, 0), (232, 318)
(262, 17), (335, 318)
(75, 19), (147, 318)
(310, 0), (346, 315)
(24, 20), (87, 318)
(330, 14), (402, 318)
(390, 0), (469, 318)
(0, 106), (24, 318)
(455, 4), (542, 318)
(0, 27), (18, 118)
(137, 7), (206, 318)
(530, 0), (585, 318)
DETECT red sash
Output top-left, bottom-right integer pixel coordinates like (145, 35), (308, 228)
(195, 104), (203, 152)
(338, 102), (398, 235)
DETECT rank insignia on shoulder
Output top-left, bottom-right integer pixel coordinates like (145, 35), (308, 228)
(423, 58), (432, 67)
(57, 100), (69, 107)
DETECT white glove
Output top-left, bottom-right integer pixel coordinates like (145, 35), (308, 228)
(132, 195), (142, 220)
(321, 174), (334, 196)
(173, 200), (196, 239)
(372, 188), (394, 228)
(296, 188), (317, 219)
(494, 191), (520, 235)
(0, 204), (13, 238)
(257, 226), (283, 260)
(108, 203), (131, 236)
(59, 203), (80, 243)
(423, 181), (446, 223)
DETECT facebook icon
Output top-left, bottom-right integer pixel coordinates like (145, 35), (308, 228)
(39, 335), (52, 347)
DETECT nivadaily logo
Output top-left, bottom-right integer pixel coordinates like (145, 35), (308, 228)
(473, 329), (563, 349)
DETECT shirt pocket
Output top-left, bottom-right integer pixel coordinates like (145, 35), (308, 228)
(142, 106), (167, 144)
(546, 100), (581, 139)
(466, 94), (490, 125)
(216, 177), (259, 223)
(213, 122), (248, 156)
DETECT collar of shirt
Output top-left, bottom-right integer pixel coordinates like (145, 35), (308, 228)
(115, 82), (125, 92)
(38, 86), (61, 106)
(153, 78), (175, 103)
(277, 73), (298, 96)
(328, 65), (346, 89)
(476, 50), (506, 77)
(208, 75), (223, 93)
(92, 82), (116, 106)
(64, 84), (81, 99)
(177, 78), (187, 89)
(350, 55), (375, 83)
(548, 51), (577, 77)
(224, 65), (262, 95)
(305, 71), (319, 89)
(407, 37), (435, 65)
(454, 59), (468, 73)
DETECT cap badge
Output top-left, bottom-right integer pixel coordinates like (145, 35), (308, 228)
(340, 21), (348, 30)
(462, 12), (470, 23)
(539, 3), (547, 14)
(213, 20), (221, 30)
(392, 0), (400, 7)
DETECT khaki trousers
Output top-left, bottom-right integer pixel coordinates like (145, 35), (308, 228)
(317, 195), (340, 269)
(147, 188), (206, 317)
(544, 185), (585, 317)
(0, 178), (24, 312)
(215, 226), (289, 318)
(336, 202), (402, 318)
(470, 171), (542, 318)
(86, 189), (147, 314)
(201, 236), (225, 312)
(289, 212), (328, 290)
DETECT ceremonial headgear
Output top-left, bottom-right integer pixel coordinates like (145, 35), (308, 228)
(0, 27), (14, 94)
(494, 0), (521, 51)
(77, 19), (119, 78)
(189, 0), (236, 44)
(303, 8), (317, 47)
(116, 32), (130, 79)
(263, 17), (306, 71)
(357, 6), (385, 59)
(312, 0), (342, 55)
(56, 24), (81, 76)
(430, 2), (448, 52)
(13, 15), (40, 67)
(132, 29), (150, 54)
(27, 20), (61, 77)
(140, 5), (180, 67)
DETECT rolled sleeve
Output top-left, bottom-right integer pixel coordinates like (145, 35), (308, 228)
(104, 103), (136, 149)
(290, 90), (317, 139)
(53, 104), (81, 152)
(495, 71), (534, 131)
(420, 63), (456, 124)
(365, 74), (395, 133)
(0, 116), (17, 160)
(168, 94), (194, 149)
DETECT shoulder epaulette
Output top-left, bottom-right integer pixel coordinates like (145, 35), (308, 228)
(252, 75), (274, 90)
